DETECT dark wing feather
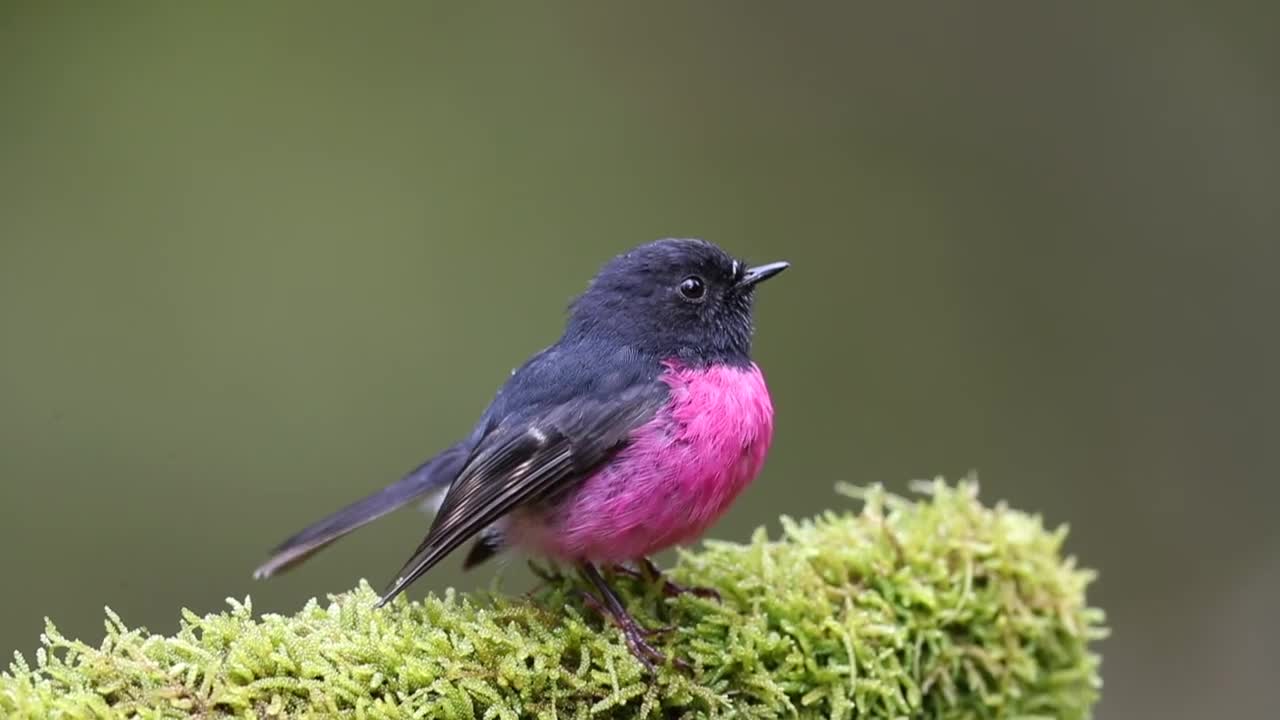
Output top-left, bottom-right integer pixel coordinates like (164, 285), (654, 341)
(376, 385), (661, 606)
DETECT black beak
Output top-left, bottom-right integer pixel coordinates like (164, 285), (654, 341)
(739, 261), (790, 288)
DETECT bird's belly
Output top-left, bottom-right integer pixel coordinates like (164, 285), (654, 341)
(507, 362), (775, 563)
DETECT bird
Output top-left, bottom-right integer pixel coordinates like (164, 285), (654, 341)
(254, 238), (788, 669)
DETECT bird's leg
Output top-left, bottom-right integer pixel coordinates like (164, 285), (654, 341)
(579, 588), (671, 633)
(578, 563), (684, 672)
(616, 557), (722, 602)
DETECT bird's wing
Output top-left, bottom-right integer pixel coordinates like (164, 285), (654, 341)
(377, 383), (663, 605)
(253, 443), (469, 579)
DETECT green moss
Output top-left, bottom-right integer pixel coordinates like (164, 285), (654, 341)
(2, 479), (1104, 718)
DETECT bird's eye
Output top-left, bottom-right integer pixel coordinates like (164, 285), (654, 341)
(679, 275), (706, 301)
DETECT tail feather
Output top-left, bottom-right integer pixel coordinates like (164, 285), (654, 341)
(253, 443), (468, 579)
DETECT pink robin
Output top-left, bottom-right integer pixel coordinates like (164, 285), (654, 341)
(254, 238), (788, 669)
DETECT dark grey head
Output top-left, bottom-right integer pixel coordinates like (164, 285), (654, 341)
(563, 238), (788, 366)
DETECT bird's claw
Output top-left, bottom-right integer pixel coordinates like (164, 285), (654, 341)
(659, 579), (721, 601)
(578, 590), (685, 672)
(620, 623), (689, 672)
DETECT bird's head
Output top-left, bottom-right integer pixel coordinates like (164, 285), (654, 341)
(564, 238), (788, 366)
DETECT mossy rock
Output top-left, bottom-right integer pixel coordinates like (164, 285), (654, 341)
(2, 479), (1105, 718)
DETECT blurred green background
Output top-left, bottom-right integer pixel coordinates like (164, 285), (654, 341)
(2, 3), (1276, 717)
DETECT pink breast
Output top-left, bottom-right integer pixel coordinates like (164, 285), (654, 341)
(507, 361), (775, 563)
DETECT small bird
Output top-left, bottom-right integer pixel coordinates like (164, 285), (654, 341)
(255, 238), (788, 668)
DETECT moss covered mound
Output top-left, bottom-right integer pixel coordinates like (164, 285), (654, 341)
(2, 480), (1104, 718)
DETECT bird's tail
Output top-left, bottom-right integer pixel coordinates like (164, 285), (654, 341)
(253, 443), (468, 579)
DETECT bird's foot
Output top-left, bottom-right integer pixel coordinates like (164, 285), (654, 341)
(578, 565), (689, 672)
(578, 589), (682, 671)
(619, 617), (685, 673)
